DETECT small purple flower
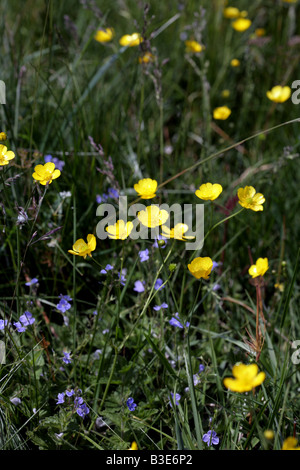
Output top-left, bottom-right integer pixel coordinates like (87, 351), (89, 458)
(76, 402), (89, 418)
(100, 264), (113, 274)
(108, 188), (119, 199)
(153, 235), (167, 249)
(126, 397), (137, 411)
(193, 374), (200, 386)
(73, 394), (89, 418)
(139, 249), (149, 262)
(65, 389), (75, 397)
(212, 283), (221, 291)
(118, 272), (127, 286)
(62, 351), (72, 364)
(74, 396), (83, 406)
(25, 278), (38, 286)
(202, 430), (219, 446)
(60, 294), (72, 302)
(19, 311), (35, 327)
(56, 392), (65, 404)
(169, 392), (181, 407)
(154, 278), (164, 291)
(169, 312), (189, 329)
(96, 193), (108, 204)
(93, 349), (102, 359)
(153, 302), (168, 311)
(13, 321), (27, 333)
(199, 364), (205, 373)
(57, 298), (72, 313)
(10, 397), (22, 406)
(0, 319), (8, 330)
(211, 261), (219, 271)
(133, 280), (145, 293)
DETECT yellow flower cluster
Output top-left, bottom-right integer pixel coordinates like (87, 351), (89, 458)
(94, 27), (143, 47)
(223, 6), (252, 32)
(185, 40), (204, 53)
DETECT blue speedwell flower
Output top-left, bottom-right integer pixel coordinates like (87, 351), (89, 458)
(169, 392), (181, 407)
(133, 280), (145, 293)
(139, 249), (149, 262)
(44, 154), (65, 172)
(202, 430), (219, 446)
(126, 397), (137, 411)
(56, 393), (65, 404)
(100, 264), (113, 274)
(107, 187), (119, 199)
(76, 402), (89, 418)
(0, 319), (8, 330)
(14, 311), (35, 332)
(169, 312), (189, 329)
(118, 272), (127, 286)
(154, 278), (165, 291)
(153, 302), (168, 311)
(25, 278), (38, 286)
(19, 311), (35, 326)
(56, 294), (72, 313)
(62, 351), (72, 364)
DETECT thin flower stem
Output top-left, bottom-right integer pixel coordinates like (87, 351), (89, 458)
(98, 347), (118, 412)
(189, 208), (244, 262)
(204, 208), (244, 243)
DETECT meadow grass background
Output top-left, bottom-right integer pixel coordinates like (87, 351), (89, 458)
(0, 0), (299, 450)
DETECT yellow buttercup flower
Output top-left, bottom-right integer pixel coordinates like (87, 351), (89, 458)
(134, 178), (158, 199)
(195, 183), (223, 201)
(230, 58), (240, 67)
(0, 132), (7, 141)
(129, 441), (138, 450)
(237, 186), (265, 212)
(185, 40), (204, 53)
(188, 257), (213, 280)
(223, 363), (265, 393)
(248, 258), (269, 278)
(264, 430), (274, 440)
(213, 106), (231, 120)
(255, 28), (266, 37)
(161, 223), (195, 241)
(275, 283), (284, 292)
(139, 52), (155, 64)
(32, 162), (61, 185)
(94, 27), (114, 43)
(137, 205), (169, 228)
(282, 437), (300, 450)
(68, 234), (96, 259)
(266, 86), (291, 103)
(232, 18), (252, 32)
(223, 7), (241, 18)
(221, 89), (230, 98)
(119, 33), (143, 47)
(106, 220), (134, 240)
(0, 144), (15, 166)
